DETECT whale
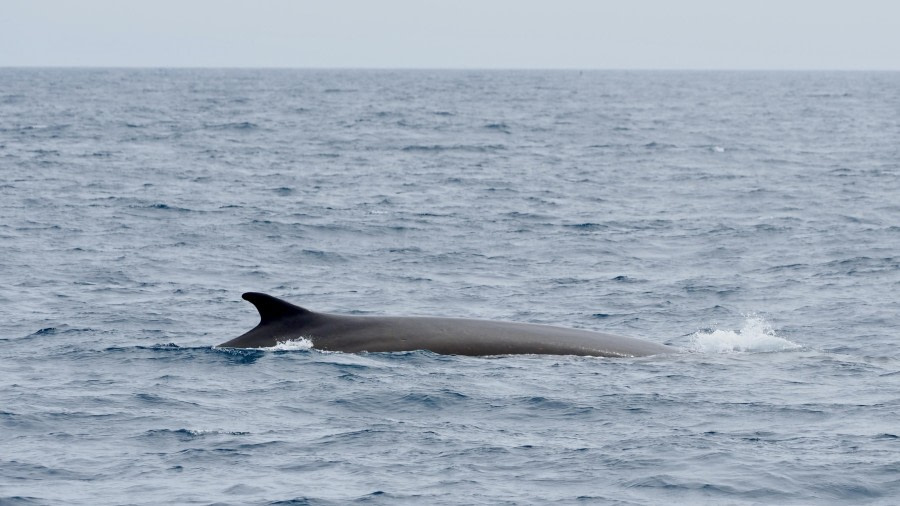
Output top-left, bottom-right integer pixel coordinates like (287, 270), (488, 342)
(218, 292), (674, 357)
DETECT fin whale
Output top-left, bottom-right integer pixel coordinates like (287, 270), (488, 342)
(218, 293), (674, 357)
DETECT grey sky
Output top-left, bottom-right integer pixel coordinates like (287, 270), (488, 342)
(2, 0), (898, 70)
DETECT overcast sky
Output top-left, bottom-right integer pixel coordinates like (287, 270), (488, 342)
(2, 0), (898, 70)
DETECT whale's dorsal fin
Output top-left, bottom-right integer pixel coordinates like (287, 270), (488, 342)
(243, 292), (309, 323)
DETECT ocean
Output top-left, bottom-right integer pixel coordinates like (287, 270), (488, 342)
(1, 68), (899, 504)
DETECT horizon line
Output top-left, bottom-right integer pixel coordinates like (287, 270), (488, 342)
(2, 65), (899, 72)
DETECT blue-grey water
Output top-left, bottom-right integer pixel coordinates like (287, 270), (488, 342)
(2, 69), (899, 505)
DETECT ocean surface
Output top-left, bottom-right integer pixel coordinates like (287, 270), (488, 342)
(1, 68), (899, 504)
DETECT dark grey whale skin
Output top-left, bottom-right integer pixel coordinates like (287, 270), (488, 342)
(218, 293), (674, 358)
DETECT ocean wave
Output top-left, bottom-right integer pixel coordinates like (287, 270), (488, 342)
(401, 144), (506, 153)
(203, 121), (259, 130)
(139, 428), (251, 441)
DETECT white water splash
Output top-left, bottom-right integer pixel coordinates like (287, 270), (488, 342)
(268, 337), (314, 351)
(690, 315), (801, 353)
